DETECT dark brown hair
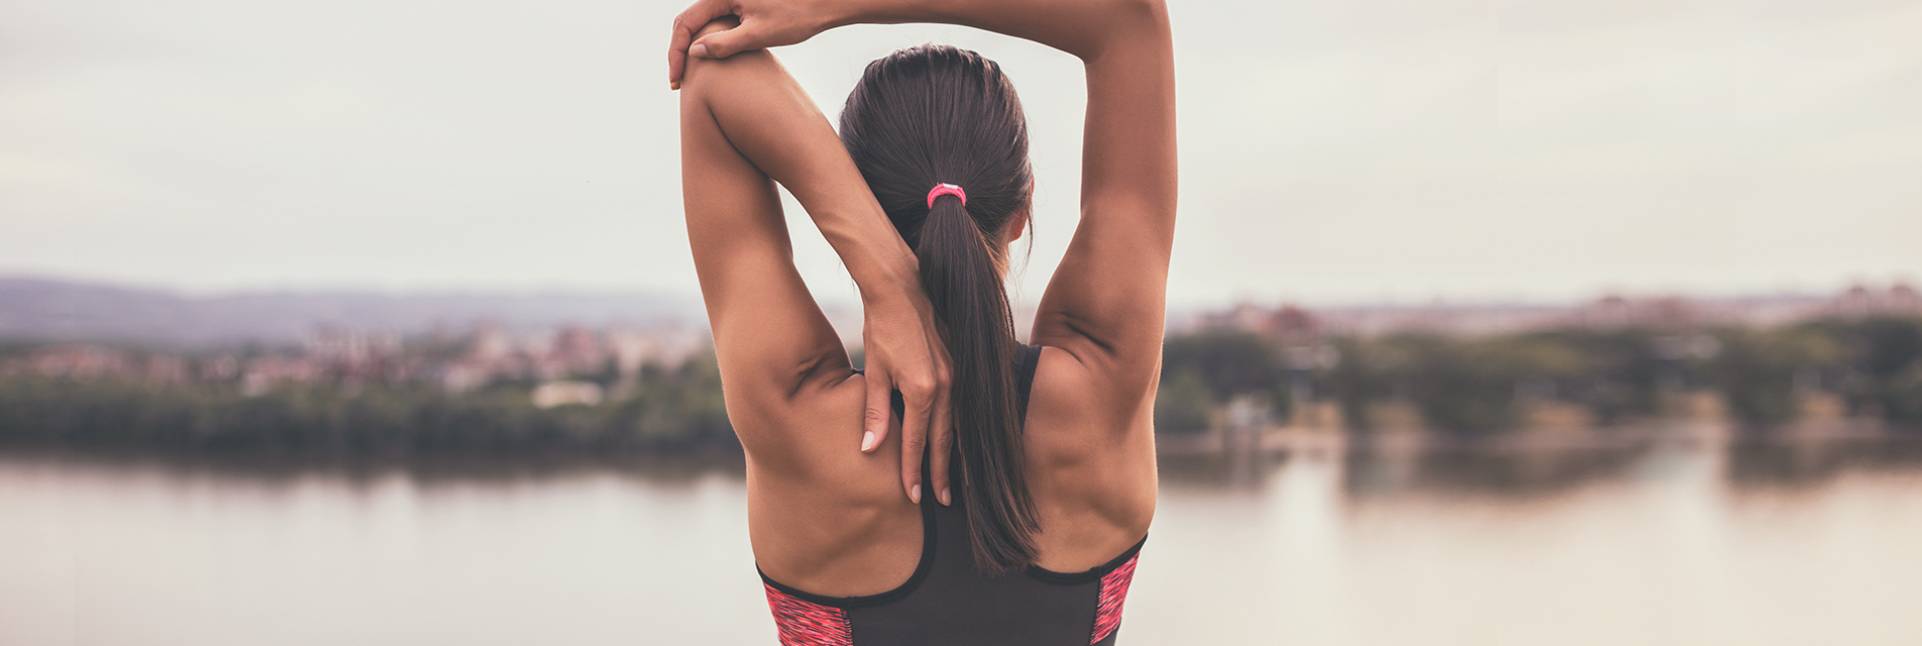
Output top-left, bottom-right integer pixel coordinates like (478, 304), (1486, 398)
(840, 45), (1038, 572)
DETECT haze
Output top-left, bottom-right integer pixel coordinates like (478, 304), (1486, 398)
(3, 0), (1918, 308)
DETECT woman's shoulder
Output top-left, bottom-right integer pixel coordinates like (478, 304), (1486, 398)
(1022, 344), (1159, 569)
(1025, 344), (1160, 443)
(736, 370), (904, 498)
(740, 372), (928, 595)
(1023, 345), (1159, 502)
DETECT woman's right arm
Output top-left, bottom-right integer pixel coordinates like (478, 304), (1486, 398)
(670, 0), (1177, 403)
(868, 1), (1178, 394)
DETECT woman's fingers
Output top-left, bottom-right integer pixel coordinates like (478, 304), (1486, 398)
(861, 366), (890, 453)
(688, 23), (762, 60)
(898, 374), (936, 504)
(928, 376), (954, 506)
(667, 0), (732, 88)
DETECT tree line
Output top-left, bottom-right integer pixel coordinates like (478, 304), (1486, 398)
(1157, 316), (1922, 434)
(3, 316), (1918, 456)
(0, 359), (732, 455)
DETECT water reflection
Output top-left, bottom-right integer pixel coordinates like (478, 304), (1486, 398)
(1345, 443), (1656, 499)
(1724, 435), (1922, 489)
(1158, 430), (1922, 499)
(15, 427), (1922, 494)
(6, 430), (1922, 645)
(0, 446), (747, 491)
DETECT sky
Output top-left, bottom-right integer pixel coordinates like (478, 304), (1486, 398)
(3, 0), (1919, 309)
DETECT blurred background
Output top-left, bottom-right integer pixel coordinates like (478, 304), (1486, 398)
(4, 0), (1921, 644)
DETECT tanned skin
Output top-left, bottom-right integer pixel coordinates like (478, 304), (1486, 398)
(673, 0), (1174, 596)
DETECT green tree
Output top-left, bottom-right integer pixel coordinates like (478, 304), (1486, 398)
(1160, 330), (1286, 404)
(1709, 327), (1842, 429)
(1153, 370), (1215, 433)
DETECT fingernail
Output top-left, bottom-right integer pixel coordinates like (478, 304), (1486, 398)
(938, 488), (951, 506)
(860, 430), (877, 453)
(689, 43), (710, 58)
(909, 485), (921, 504)
(669, 81), (679, 91)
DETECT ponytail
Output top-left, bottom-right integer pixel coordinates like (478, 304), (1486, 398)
(916, 194), (1038, 572)
(839, 43), (1040, 572)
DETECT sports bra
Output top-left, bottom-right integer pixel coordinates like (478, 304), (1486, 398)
(757, 344), (1146, 645)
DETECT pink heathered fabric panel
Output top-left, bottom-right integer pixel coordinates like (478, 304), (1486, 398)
(763, 582), (854, 646)
(1089, 554), (1140, 644)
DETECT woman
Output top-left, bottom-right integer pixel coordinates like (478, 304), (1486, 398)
(668, 0), (1173, 643)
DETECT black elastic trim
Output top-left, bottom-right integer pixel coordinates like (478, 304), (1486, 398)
(756, 487), (939, 609)
(1014, 343), (1041, 415)
(1025, 534), (1148, 585)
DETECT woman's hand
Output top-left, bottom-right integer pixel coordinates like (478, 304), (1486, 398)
(859, 280), (955, 506)
(670, 2), (955, 505)
(668, 0), (844, 89)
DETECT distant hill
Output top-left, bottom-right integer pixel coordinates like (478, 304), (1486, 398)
(8, 274), (1913, 348)
(0, 276), (703, 346)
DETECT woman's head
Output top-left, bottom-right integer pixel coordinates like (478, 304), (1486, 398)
(840, 45), (1034, 254)
(839, 44), (1038, 573)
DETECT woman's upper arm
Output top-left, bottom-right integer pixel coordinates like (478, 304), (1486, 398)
(678, 44), (854, 456)
(1031, 2), (1177, 391)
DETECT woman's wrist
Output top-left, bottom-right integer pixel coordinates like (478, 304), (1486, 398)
(851, 252), (921, 305)
(811, 203), (919, 303)
(818, 0), (858, 30)
(833, 0), (936, 29)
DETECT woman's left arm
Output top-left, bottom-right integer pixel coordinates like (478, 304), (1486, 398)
(679, 20), (952, 500)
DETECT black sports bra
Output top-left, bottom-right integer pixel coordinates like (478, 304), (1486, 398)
(757, 344), (1146, 645)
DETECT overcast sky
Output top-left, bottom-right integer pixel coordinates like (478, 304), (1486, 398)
(3, 0), (1918, 308)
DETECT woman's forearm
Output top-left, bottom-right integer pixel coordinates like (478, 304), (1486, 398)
(668, 0), (1165, 86)
(681, 21), (958, 499)
(683, 40), (919, 300)
(836, 0), (1166, 61)
(820, 208), (922, 304)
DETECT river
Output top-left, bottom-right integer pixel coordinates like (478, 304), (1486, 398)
(5, 432), (1921, 645)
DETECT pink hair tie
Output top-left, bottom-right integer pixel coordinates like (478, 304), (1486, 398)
(925, 183), (967, 209)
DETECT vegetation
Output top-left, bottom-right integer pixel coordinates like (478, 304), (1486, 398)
(3, 317), (1918, 455)
(0, 356), (734, 455)
(1155, 316), (1922, 434)
(1158, 330), (1288, 429)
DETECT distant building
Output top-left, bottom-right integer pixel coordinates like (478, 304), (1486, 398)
(9, 345), (134, 379)
(1200, 303), (1323, 343)
(1180, 282), (1922, 338)
(531, 380), (604, 408)
(240, 355), (324, 396)
(1825, 281), (1922, 318)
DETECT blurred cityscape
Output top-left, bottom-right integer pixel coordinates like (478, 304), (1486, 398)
(2, 277), (1919, 457)
(2, 322), (710, 405)
(1173, 280), (1922, 428)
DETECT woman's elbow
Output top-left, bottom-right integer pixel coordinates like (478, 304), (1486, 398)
(1108, 0), (1170, 30)
(678, 21), (776, 96)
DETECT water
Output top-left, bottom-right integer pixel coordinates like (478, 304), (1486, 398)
(5, 434), (1922, 645)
